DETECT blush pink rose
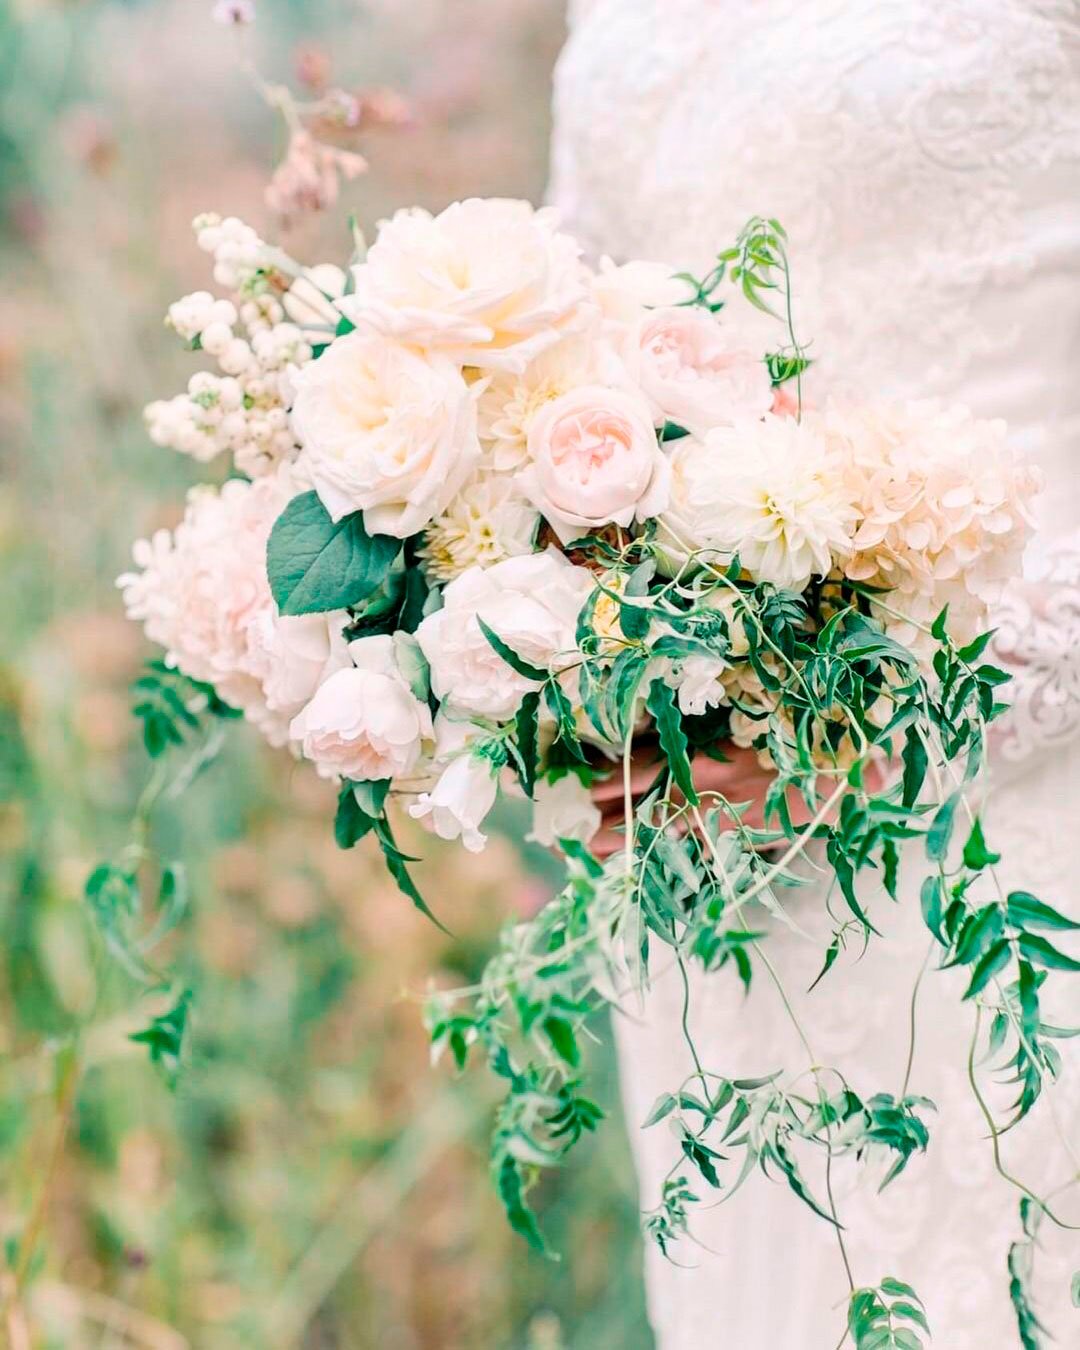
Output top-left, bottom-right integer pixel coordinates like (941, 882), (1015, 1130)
(519, 384), (670, 543)
(624, 306), (773, 436)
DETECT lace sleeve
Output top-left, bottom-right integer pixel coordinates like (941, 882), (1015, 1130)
(991, 530), (1080, 771)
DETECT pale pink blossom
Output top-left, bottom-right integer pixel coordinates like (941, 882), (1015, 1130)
(623, 306), (773, 435)
(519, 384), (670, 543)
(338, 198), (590, 372)
(289, 635), (432, 781)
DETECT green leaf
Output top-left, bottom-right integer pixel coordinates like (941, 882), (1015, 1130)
(267, 491), (401, 616)
(765, 351), (811, 386)
(543, 1015), (580, 1067)
(513, 691), (541, 797)
(375, 818), (448, 932)
(962, 817), (1001, 870)
(950, 904), (1004, 968)
(926, 793), (959, 861)
(957, 630), (996, 664)
(129, 989), (192, 1090)
(963, 938), (1011, 999)
(619, 559), (656, 639)
(900, 727), (927, 809)
(642, 1093), (678, 1127)
(647, 679), (699, 806)
(919, 875), (944, 943)
(392, 632), (430, 702)
(334, 781), (380, 848)
(1018, 932), (1080, 972)
(1007, 891), (1080, 933)
(477, 617), (549, 682)
(495, 1154), (548, 1255)
(545, 680), (588, 764)
(809, 934), (841, 991)
(1071, 1271), (1080, 1308)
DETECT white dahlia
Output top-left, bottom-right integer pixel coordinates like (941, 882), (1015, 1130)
(416, 472), (540, 583)
(661, 415), (857, 591)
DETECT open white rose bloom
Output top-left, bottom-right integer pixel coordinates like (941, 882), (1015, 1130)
(120, 202), (1073, 1338)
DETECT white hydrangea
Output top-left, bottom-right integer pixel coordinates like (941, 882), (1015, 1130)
(416, 473), (540, 583)
(825, 398), (1042, 628)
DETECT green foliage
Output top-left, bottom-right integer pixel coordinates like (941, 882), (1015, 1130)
(132, 659), (239, 758)
(129, 988), (192, 1090)
(266, 490), (401, 616)
(848, 1279), (930, 1349)
(1008, 1199), (1049, 1349)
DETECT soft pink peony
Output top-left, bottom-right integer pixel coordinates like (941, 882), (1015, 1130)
(289, 635), (432, 781)
(518, 384), (670, 544)
(118, 466), (308, 745)
(623, 306), (773, 436)
(337, 198), (590, 373)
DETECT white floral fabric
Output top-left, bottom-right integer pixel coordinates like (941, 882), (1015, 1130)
(552, 1), (1080, 1344)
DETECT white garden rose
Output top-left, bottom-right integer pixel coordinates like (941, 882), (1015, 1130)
(416, 549), (594, 721)
(623, 306), (773, 436)
(290, 329), (480, 536)
(337, 198), (589, 372)
(252, 610), (352, 723)
(590, 257), (693, 324)
(117, 465), (303, 746)
(289, 634), (432, 781)
(660, 415), (857, 590)
(407, 716), (501, 853)
(518, 385), (671, 544)
(526, 774), (601, 848)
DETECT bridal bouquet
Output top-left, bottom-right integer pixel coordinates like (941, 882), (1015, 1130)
(116, 199), (1071, 1344)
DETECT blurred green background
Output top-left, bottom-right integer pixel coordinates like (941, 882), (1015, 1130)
(0, 1), (651, 1345)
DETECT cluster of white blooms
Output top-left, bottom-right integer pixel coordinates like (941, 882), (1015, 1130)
(118, 466), (345, 746)
(289, 198), (775, 582)
(194, 213), (271, 293)
(145, 218), (327, 476)
(124, 196), (1042, 861)
(826, 399), (1042, 646)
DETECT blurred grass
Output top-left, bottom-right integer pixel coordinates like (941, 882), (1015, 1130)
(0, 1), (651, 1344)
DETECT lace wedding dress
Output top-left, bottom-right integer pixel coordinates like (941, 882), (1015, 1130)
(550, 2), (1080, 1344)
